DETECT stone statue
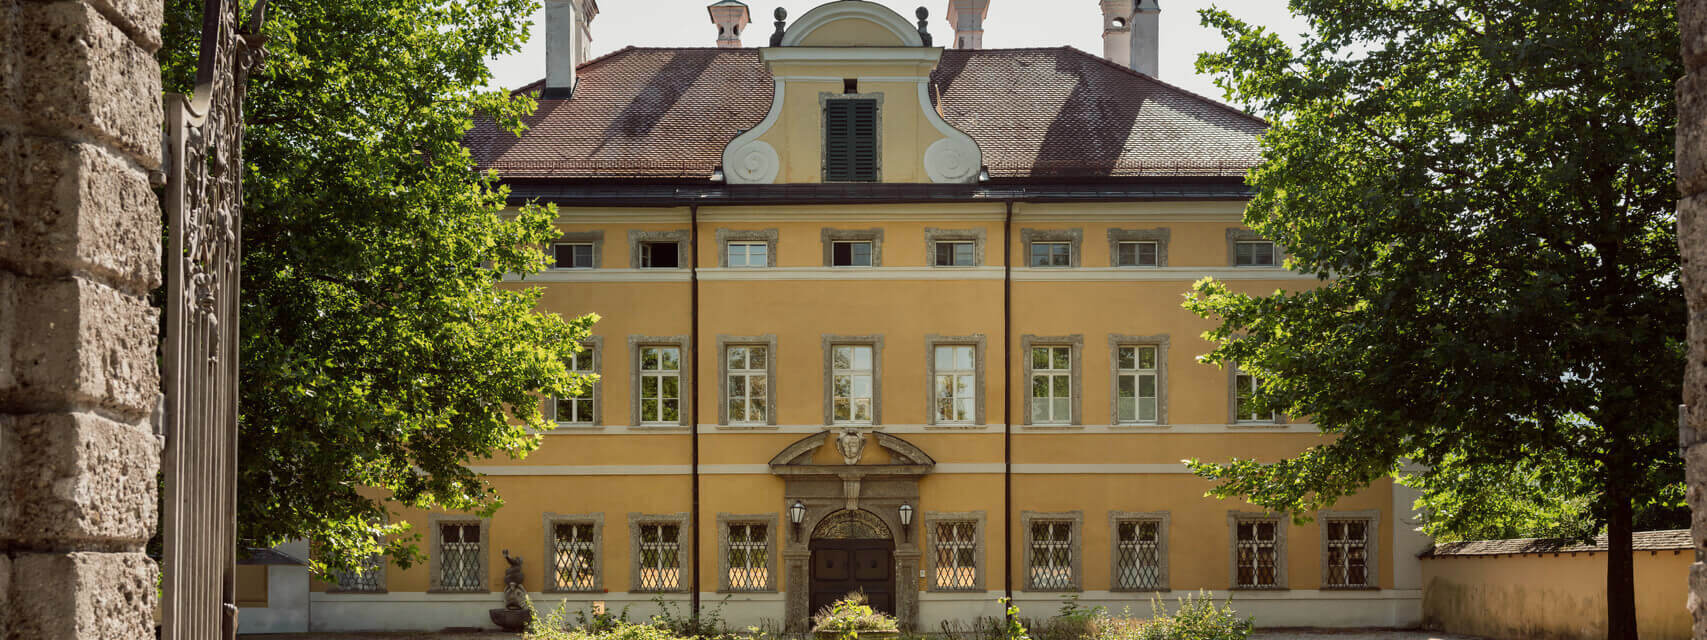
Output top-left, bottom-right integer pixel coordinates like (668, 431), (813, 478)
(489, 549), (532, 631)
(837, 428), (866, 465)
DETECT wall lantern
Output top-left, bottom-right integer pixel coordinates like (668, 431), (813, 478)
(790, 500), (807, 539)
(898, 503), (914, 542)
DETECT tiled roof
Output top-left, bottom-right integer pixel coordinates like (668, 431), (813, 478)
(1423, 530), (1691, 558)
(237, 547), (307, 566)
(468, 46), (1265, 181)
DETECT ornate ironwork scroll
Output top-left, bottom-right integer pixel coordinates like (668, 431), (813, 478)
(162, 1), (266, 638)
(812, 509), (892, 540)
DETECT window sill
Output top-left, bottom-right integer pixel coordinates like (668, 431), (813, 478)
(428, 589), (491, 594)
(925, 423), (987, 431)
(632, 424), (691, 432)
(1111, 423), (1166, 430)
(1021, 423), (1081, 431)
(716, 424), (780, 431)
(1321, 586), (1380, 591)
(1228, 422), (1288, 430)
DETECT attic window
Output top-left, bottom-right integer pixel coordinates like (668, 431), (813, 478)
(824, 99), (878, 182)
(843, 79), (858, 94)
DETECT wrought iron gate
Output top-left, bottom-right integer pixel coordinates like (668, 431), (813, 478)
(161, 0), (266, 638)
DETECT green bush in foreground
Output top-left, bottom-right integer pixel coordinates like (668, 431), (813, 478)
(813, 593), (901, 638)
(1091, 592), (1253, 640)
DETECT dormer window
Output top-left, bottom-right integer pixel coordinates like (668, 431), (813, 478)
(824, 99), (878, 182)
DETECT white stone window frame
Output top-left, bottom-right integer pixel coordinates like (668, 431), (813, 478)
(542, 512), (604, 593)
(1319, 510), (1380, 590)
(554, 337), (603, 427)
(1109, 511), (1170, 592)
(1110, 335), (1168, 426)
(719, 335), (778, 427)
(1021, 510), (1083, 592)
(717, 228), (779, 268)
(629, 512), (692, 593)
(428, 516), (490, 594)
(1022, 335), (1083, 427)
(823, 335), (884, 426)
(717, 512), (779, 593)
(822, 228), (884, 267)
(1021, 228), (1083, 268)
(926, 334), (986, 426)
(1228, 511), (1288, 590)
(1108, 228), (1169, 267)
(630, 336), (692, 428)
(1226, 229), (1283, 268)
(924, 510), (986, 592)
(925, 227), (987, 267)
(1230, 365), (1284, 426)
(629, 230), (691, 269)
(548, 230), (604, 270)
(328, 518), (389, 594)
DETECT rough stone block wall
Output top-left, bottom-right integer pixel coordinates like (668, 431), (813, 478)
(0, 0), (164, 637)
(1685, 1), (1707, 638)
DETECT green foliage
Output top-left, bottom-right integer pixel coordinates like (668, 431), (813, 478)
(1182, 0), (1684, 542)
(1091, 593), (1253, 640)
(525, 598), (757, 640)
(654, 595), (734, 637)
(158, 0), (595, 571)
(813, 593), (902, 638)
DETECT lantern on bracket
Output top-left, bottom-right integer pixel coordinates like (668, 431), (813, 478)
(898, 503), (914, 542)
(789, 500), (807, 540)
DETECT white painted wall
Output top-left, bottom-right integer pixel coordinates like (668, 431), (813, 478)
(237, 541), (311, 634)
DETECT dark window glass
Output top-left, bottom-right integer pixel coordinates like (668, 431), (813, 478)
(1029, 242), (1071, 267)
(641, 242), (679, 268)
(1117, 241), (1157, 267)
(554, 243), (594, 269)
(832, 241), (873, 267)
(1235, 241), (1276, 266)
(935, 241), (975, 267)
(824, 100), (878, 182)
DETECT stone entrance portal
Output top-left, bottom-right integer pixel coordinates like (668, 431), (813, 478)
(770, 430), (936, 632)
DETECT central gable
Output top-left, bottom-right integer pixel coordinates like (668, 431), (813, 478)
(782, 1), (923, 47)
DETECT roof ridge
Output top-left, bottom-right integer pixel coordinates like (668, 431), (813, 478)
(1055, 45), (1270, 128)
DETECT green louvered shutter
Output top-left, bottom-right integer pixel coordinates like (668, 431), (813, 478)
(824, 99), (878, 182)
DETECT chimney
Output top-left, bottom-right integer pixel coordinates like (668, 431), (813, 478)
(1099, 0), (1133, 67)
(544, 0), (598, 98)
(708, 1), (751, 48)
(945, 0), (989, 50)
(1128, 0), (1159, 77)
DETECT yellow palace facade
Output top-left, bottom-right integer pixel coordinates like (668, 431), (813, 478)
(247, 0), (1432, 633)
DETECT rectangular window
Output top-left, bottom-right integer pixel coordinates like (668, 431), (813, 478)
(1235, 520), (1279, 588)
(726, 346), (769, 424)
(1117, 346), (1159, 423)
(551, 523), (597, 592)
(1325, 519), (1370, 587)
(637, 523), (682, 591)
(932, 521), (979, 590)
(554, 348), (595, 424)
(1116, 241), (1158, 267)
(437, 523), (483, 592)
(933, 345), (976, 424)
(935, 241), (976, 267)
(824, 99), (878, 182)
(641, 242), (680, 268)
(1028, 521), (1074, 590)
(832, 345), (874, 424)
(1234, 368), (1275, 423)
(726, 523), (770, 591)
(1115, 520), (1162, 590)
(1029, 346), (1072, 424)
(1235, 241), (1277, 266)
(639, 347), (682, 424)
(831, 241), (874, 267)
(553, 243), (594, 269)
(1029, 242), (1071, 267)
(727, 242), (768, 268)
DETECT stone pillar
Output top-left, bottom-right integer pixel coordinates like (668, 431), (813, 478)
(1685, 2), (1707, 638)
(0, 0), (165, 638)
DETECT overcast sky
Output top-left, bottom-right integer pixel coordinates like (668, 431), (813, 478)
(484, 1), (1308, 104)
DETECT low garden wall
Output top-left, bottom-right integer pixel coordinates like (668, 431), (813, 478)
(1419, 530), (1689, 640)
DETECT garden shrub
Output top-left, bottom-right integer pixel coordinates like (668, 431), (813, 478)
(1090, 592), (1253, 640)
(812, 592), (901, 638)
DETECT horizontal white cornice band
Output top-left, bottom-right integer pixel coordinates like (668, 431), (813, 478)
(537, 423), (1318, 435)
(506, 267), (1317, 283)
(462, 463), (1196, 477)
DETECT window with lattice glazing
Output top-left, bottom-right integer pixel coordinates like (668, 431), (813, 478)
(438, 523), (483, 591)
(1117, 346), (1158, 424)
(1028, 521), (1074, 589)
(932, 521), (978, 590)
(1114, 520), (1162, 590)
(555, 347), (595, 424)
(1235, 520), (1279, 588)
(726, 523), (769, 591)
(333, 551), (385, 592)
(832, 345), (874, 424)
(726, 345), (768, 424)
(639, 346), (681, 424)
(552, 522), (597, 591)
(1031, 346), (1072, 424)
(638, 523), (682, 591)
(934, 345), (976, 424)
(1325, 519), (1371, 587)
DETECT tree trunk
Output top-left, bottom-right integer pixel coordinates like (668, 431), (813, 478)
(1605, 474), (1637, 640)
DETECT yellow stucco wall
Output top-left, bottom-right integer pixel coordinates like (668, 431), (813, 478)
(1421, 550), (1691, 640)
(237, 565), (269, 608)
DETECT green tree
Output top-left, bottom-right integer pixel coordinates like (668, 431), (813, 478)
(1182, 2), (1681, 637)
(159, 0), (594, 570)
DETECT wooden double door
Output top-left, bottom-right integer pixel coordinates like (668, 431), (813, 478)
(809, 538), (895, 617)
